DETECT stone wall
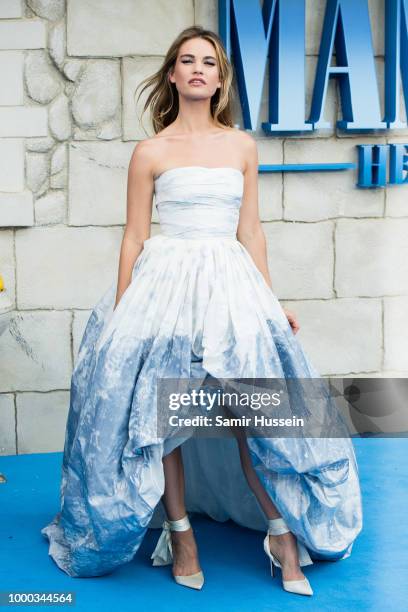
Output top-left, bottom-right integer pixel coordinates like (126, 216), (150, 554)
(0, 0), (407, 456)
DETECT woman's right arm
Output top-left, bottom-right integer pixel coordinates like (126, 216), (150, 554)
(113, 141), (154, 310)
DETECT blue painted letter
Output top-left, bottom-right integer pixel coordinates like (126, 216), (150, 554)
(385, 0), (408, 128)
(219, 0), (311, 133)
(309, 0), (386, 132)
(389, 144), (408, 183)
(357, 145), (388, 187)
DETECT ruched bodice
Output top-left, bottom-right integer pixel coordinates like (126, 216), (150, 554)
(154, 166), (244, 239)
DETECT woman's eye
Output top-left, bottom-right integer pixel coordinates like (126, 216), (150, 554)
(181, 60), (216, 66)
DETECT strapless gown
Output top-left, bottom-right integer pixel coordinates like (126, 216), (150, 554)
(41, 166), (363, 578)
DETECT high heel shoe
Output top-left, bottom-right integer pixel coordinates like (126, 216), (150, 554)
(263, 516), (313, 596)
(150, 514), (204, 590)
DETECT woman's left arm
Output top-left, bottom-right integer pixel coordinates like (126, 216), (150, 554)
(236, 133), (300, 334)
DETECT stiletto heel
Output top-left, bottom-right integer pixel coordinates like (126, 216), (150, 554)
(150, 514), (204, 590)
(263, 516), (313, 596)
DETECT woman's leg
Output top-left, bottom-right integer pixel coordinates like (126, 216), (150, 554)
(161, 444), (202, 576)
(232, 423), (307, 581)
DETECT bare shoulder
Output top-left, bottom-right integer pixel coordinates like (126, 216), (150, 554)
(225, 127), (256, 152)
(228, 128), (258, 172)
(128, 137), (161, 179)
(234, 128), (257, 149)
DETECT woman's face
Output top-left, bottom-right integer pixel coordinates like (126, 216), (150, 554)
(169, 37), (221, 99)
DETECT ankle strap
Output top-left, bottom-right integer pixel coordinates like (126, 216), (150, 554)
(267, 517), (289, 535)
(166, 514), (191, 532)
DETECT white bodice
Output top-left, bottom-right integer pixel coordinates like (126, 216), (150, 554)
(154, 166), (244, 239)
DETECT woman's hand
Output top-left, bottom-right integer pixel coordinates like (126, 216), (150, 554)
(282, 308), (300, 334)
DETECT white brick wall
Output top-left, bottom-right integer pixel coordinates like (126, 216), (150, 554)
(0, 139), (24, 190)
(0, 51), (24, 105)
(0, 19), (46, 49)
(0, 1), (23, 19)
(0, 0), (407, 456)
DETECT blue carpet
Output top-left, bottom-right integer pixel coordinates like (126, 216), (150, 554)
(0, 438), (407, 611)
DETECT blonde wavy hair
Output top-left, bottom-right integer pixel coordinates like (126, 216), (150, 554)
(134, 25), (235, 134)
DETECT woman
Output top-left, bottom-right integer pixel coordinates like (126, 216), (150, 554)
(41, 26), (363, 597)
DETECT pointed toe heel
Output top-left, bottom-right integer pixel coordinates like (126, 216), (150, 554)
(282, 577), (313, 596)
(150, 514), (204, 590)
(263, 516), (313, 597)
(174, 570), (204, 590)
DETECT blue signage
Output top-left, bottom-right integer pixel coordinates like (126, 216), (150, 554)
(358, 144), (408, 186)
(219, 0), (408, 133)
(219, 0), (408, 187)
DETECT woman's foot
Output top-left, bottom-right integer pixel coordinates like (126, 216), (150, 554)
(170, 526), (202, 577)
(268, 531), (306, 581)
